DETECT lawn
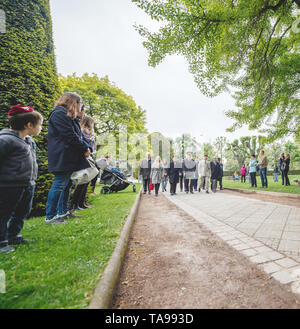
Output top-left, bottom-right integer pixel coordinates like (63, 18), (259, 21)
(224, 175), (300, 195)
(0, 184), (140, 309)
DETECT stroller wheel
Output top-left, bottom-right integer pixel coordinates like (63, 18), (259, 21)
(101, 187), (109, 195)
(133, 185), (137, 193)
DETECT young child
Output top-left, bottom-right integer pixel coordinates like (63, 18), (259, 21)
(0, 105), (43, 254)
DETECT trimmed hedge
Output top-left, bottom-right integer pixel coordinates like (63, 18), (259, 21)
(0, 0), (60, 216)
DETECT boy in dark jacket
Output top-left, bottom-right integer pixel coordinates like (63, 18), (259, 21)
(0, 105), (43, 254)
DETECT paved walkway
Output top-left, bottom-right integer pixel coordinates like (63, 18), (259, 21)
(164, 190), (300, 294)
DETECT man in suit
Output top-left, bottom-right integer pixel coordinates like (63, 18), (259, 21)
(210, 156), (221, 193)
(139, 152), (153, 194)
(167, 155), (182, 196)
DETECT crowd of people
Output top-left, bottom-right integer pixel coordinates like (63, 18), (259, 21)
(139, 152), (224, 197)
(0, 92), (109, 254)
(235, 151), (291, 188)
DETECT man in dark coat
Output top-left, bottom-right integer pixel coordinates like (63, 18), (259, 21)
(183, 152), (197, 194)
(210, 156), (221, 193)
(139, 152), (153, 194)
(179, 156), (184, 192)
(167, 155), (182, 195)
(217, 158), (224, 190)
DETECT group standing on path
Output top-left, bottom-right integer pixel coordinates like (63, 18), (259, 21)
(139, 152), (224, 197)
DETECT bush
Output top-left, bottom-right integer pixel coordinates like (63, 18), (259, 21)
(0, 0), (60, 215)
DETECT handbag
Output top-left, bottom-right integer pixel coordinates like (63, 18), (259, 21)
(149, 178), (154, 191)
(71, 157), (99, 185)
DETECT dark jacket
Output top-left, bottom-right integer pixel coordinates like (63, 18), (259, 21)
(47, 106), (92, 173)
(0, 129), (38, 187)
(167, 161), (182, 184)
(139, 158), (152, 179)
(218, 162), (224, 177)
(210, 161), (221, 180)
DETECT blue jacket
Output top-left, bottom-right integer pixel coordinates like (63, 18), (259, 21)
(47, 106), (92, 173)
(249, 159), (258, 173)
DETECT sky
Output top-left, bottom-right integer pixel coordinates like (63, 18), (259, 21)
(50, 0), (258, 144)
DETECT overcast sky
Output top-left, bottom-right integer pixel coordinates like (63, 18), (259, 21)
(50, 0), (257, 144)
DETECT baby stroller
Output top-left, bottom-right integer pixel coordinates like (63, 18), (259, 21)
(97, 159), (137, 195)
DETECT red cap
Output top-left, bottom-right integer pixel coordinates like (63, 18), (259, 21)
(8, 105), (34, 116)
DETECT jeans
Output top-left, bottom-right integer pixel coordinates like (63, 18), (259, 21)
(211, 179), (217, 192)
(162, 176), (168, 191)
(0, 185), (35, 247)
(250, 172), (257, 187)
(192, 179), (198, 191)
(259, 168), (268, 187)
(46, 172), (73, 220)
(274, 173), (278, 182)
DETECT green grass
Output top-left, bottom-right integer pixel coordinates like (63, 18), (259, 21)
(224, 175), (300, 194)
(0, 184), (140, 309)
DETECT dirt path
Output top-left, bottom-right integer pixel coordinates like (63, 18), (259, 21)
(223, 189), (300, 208)
(112, 194), (300, 309)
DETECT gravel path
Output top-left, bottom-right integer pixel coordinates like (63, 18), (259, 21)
(112, 194), (300, 309)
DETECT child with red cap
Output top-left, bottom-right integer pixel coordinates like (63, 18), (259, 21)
(0, 105), (43, 254)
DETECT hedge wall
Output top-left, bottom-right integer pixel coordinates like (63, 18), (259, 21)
(0, 0), (60, 216)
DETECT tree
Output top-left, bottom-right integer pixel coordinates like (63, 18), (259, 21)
(202, 142), (214, 160)
(214, 136), (227, 163)
(284, 140), (300, 169)
(265, 141), (284, 168)
(133, 0), (300, 140)
(59, 74), (148, 161)
(226, 136), (265, 168)
(0, 0), (60, 215)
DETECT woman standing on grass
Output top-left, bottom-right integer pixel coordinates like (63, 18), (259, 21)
(150, 156), (164, 197)
(249, 155), (257, 188)
(45, 92), (92, 225)
(284, 153), (291, 186)
(280, 153), (286, 185)
(240, 164), (246, 183)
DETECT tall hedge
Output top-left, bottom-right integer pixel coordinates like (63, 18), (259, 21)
(0, 0), (60, 216)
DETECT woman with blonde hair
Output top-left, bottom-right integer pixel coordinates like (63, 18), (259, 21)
(45, 92), (92, 224)
(150, 156), (164, 197)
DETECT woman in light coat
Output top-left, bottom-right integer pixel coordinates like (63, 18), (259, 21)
(150, 156), (164, 197)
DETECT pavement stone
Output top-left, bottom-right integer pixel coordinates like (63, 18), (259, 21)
(164, 191), (300, 295)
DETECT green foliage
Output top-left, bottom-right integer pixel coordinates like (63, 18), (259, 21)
(0, 0), (60, 215)
(0, 185), (141, 309)
(59, 74), (147, 137)
(132, 0), (300, 140)
(226, 136), (265, 168)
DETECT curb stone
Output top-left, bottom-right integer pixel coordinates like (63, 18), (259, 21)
(225, 187), (300, 199)
(88, 188), (142, 309)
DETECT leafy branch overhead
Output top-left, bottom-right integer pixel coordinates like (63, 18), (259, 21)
(132, 0), (300, 140)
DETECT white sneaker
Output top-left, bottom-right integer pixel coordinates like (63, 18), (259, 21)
(45, 214), (67, 225)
